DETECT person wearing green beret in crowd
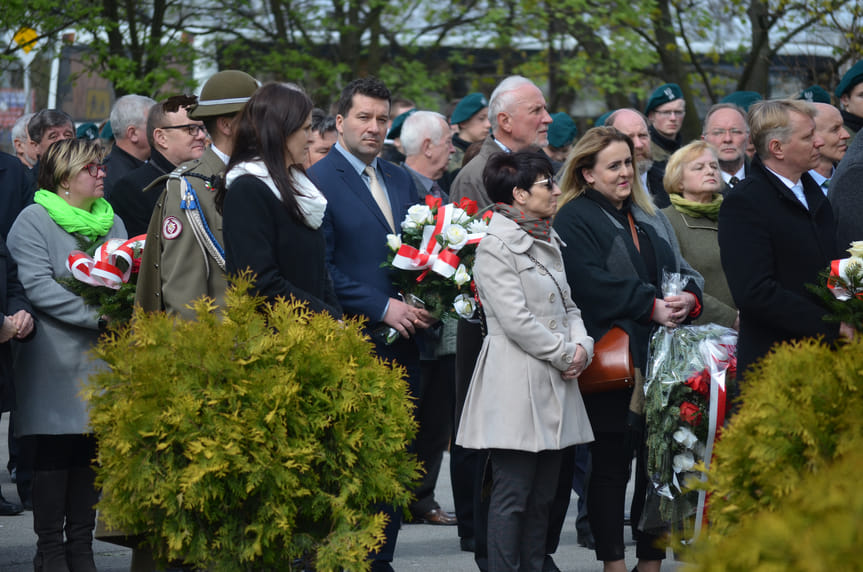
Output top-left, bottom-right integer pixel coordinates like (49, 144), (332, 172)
(835, 60), (863, 142)
(645, 83), (686, 164)
(7, 138), (127, 571)
(798, 85), (832, 105)
(544, 112), (578, 173)
(381, 107), (416, 165)
(447, 92), (491, 177)
(719, 90), (763, 112)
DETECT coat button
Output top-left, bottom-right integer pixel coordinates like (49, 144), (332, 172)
(562, 353), (571, 362)
(549, 292), (556, 303)
(549, 320), (557, 329)
(563, 318), (569, 328)
(554, 262), (563, 272)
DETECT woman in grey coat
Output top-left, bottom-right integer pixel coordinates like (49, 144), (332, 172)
(456, 151), (594, 572)
(8, 138), (126, 572)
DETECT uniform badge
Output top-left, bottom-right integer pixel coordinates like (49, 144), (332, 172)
(162, 216), (182, 239)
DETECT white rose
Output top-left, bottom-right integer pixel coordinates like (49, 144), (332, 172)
(453, 264), (471, 287)
(672, 427), (699, 449)
(451, 207), (470, 224)
(848, 241), (863, 259)
(672, 452), (695, 474)
(444, 224), (469, 250)
(401, 219), (419, 232)
(452, 293), (476, 318)
(386, 233), (402, 251)
(407, 204), (433, 225)
(467, 219), (489, 234)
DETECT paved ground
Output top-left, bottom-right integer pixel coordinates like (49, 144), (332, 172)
(0, 415), (680, 571)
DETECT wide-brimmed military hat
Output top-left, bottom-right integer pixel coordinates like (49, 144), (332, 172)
(187, 70), (259, 119)
(645, 83), (683, 114)
(835, 60), (863, 99)
(450, 93), (489, 125)
(547, 112), (578, 148)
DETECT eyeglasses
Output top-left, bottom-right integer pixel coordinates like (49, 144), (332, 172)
(83, 163), (107, 177)
(533, 177), (554, 190)
(159, 123), (206, 136)
(707, 128), (746, 138)
(655, 109), (685, 118)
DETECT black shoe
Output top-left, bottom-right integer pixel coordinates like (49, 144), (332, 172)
(577, 530), (596, 549)
(0, 496), (23, 516)
(542, 555), (561, 572)
(459, 537), (475, 553)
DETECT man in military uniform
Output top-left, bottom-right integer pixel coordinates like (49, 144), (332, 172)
(135, 70), (259, 320)
(645, 82), (686, 164)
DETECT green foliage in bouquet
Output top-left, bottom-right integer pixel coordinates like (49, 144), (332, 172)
(85, 274), (421, 571)
(58, 234), (140, 324)
(681, 337), (863, 569)
(806, 264), (863, 333)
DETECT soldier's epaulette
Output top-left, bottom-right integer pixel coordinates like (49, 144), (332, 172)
(143, 161), (213, 193)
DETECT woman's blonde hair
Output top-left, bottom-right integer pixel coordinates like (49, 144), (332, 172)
(38, 138), (104, 193)
(663, 140), (719, 195)
(558, 126), (655, 215)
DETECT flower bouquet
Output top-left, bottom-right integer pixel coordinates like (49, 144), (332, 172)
(640, 274), (738, 540)
(806, 240), (863, 332)
(383, 195), (489, 328)
(60, 234), (146, 325)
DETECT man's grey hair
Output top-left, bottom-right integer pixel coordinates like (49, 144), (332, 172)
(702, 103), (748, 135)
(401, 111), (448, 157)
(110, 94), (156, 141)
(27, 109), (74, 144)
(11, 112), (34, 145)
(489, 75), (538, 132)
(606, 108), (650, 130)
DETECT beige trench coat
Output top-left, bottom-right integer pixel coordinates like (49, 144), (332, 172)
(456, 214), (595, 452)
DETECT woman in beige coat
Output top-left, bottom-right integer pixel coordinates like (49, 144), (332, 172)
(456, 151), (594, 572)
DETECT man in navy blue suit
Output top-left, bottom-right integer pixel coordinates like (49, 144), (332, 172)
(308, 77), (435, 572)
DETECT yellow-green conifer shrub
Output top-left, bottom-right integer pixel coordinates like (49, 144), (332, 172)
(85, 275), (421, 571)
(681, 336), (863, 570)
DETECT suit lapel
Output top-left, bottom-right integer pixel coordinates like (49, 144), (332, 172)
(329, 152), (395, 232)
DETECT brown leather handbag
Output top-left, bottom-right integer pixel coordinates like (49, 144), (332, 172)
(578, 326), (635, 394)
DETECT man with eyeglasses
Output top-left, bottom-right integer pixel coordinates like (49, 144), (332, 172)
(109, 95), (206, 236)
(702, 103), (751, 191)
(645, 82), (686, 164)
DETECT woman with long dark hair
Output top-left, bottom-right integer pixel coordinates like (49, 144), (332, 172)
(217, 82), (341, 317)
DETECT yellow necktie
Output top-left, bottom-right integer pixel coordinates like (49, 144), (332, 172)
(365, 165), (395, 232)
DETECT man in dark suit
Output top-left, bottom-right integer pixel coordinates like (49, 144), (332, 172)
(702, 103), (751, 192)
(719, 99), (852, 381)
(307, 77), (434, 572)
(606, 108), (670, 208)
(102, 94), (155, 198)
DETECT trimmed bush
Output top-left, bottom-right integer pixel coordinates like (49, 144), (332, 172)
(86, 275), (420, 571)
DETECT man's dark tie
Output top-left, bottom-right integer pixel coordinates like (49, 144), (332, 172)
(728, 176), (740, 188)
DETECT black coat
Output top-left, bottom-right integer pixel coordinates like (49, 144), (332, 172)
(718, 155), (840, 379)
(0, 236), (34, 407)
(222, 175), (341, 319)
(0, 152), (32, 239)
(108, 148), (176, 237)
(103, 145), (145, 199)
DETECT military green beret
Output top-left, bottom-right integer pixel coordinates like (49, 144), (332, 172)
(187, 70), (259, 119)
(797, 85), (832, 104)
(595, 111), (613, 127)
(547, 112), (578, 148)
(720, 91), (763, 111)
(386, 109), (416, 140)
(450, 92), (489, 125)
(76, 122), (99, 141)
(99, 121), (113, 141)
(835, 60), (863, 99)
(644, 83), (683, 114)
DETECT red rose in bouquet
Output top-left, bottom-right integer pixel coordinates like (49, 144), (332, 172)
(679, 401), (703, 426)
(684, 368), (711, 395)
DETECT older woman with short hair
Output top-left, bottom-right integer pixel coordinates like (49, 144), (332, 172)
(8, 138), (126, 572)
(661, 141), (737, 328)
(456, 150), (594, 572)
(554, 127), (704, 572)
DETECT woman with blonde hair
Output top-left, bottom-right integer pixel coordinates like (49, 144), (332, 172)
(661, 141), (737, 328)
(8, 138), (126, 571)
(553, 127), (703, 572)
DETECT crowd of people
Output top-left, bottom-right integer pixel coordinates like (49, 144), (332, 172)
(0, 59), (861, 572)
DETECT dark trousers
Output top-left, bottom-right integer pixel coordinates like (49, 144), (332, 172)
(411, 356), (455, 515)
(487, 449), (563, 572)
(545, 445), (575, 555)
(588, 431), (665, 562)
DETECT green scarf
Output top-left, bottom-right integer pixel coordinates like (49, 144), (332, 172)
(33, 190), (116, 241)
(669, 193), (723, 221)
